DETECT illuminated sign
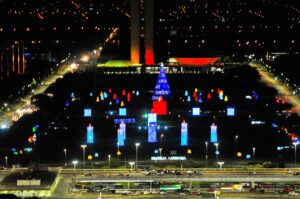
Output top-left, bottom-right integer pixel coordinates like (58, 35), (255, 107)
(87, 126), (94, 144)
(84, 108), (92, 117)
(148, 113), (157, 123)
(181, 122), (188, 146)
(192, 107), (200, 116)
(227, 107), (235, 116)
(151, 156), (186, 161)
(210, 125), (218, 143)
(119, 108), (127, 116)
(251, 121), (265, 125)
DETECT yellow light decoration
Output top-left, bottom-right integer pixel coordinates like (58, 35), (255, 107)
(88, 155), (93, 160)
(120, 101), (124, 107)
(117, 150), (121, 156)
(224, 95), (228, 102)
(237, 152), (242, 157)
(220, 90), (224, 96)
(96, 96), (100, 102)
(100, 91), (103, 96)
(195, 88), (198, 92)
(211, 89), (214, 93)
(187, 149), (192, 154)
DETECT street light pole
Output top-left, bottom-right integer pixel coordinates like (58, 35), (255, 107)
(215, 143), (219, 163)
(81, 145), (87, 170)
(234, 135), (238, 158)
(63, 148), (67, 166)
(135, 143), (140, 171)
(4, 156), (8, 168)
(293, 143), (298, 168)
(72, 160), (78, 177)
(160, 134), (164, 145)
(108, 154), (111, 168)
(205, 142), (208, 161)
(252, 147), (256, 160)
(159, 148), (162, 156)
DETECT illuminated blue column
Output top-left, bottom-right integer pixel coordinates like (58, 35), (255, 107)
(181, 121), (188, 146)
(120, 123), (126, 140)
(118, 129), (124, 146)
(148, 113), (157, 143)
(210, 124), (218, 143)
(87, 125), (94, 144)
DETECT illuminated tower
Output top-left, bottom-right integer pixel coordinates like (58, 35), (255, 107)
(130, 0), (140, 65)
(145, 0), (154, 65)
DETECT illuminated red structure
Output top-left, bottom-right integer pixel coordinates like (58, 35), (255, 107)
(170, 57), (220, 66)
(152, 97), (167, 115)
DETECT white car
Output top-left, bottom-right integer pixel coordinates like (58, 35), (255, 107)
(289, 192), (298, 196)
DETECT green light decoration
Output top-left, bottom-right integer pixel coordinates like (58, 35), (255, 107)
(32, 127), (36, 133)
(14, 151), (18, 155)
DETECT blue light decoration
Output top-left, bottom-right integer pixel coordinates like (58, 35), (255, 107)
(187, 96), (191, 102)
(116, 98), (120, 104)
(198, 97), (202, 103)
(87, 125), (94, 144)
(148, 113), (157, 143)
(219, 93), (224, 100)
(65, 100), (69, 107)
(71, 92), (75, 98)
(215, 150), (220, 155)
(114, 118), (135, 124)
(210, 124), (218, 143)
(192, 107), (201, 116)
(94, 152), (99, 158)
(84, 108), (92, 117)
(136, 90), (139, 96)
(109, 101), (112, 105)
(154, 149), (159, 154)
(117, 129), (125, 146)
(246, 154), (251, 159)
(119, 108), (127, 116)
(120, 123), (126, 140)
(103, 92), (108, 98)
(164, 126), (168, 130)
(101, 95), (104, 101)
(199, 91), (202, 96)
(185, 90), (188, 96)
(272, 123), (278, 128)
(152, 64), (172, 101)
(226, 107), (235, 116)
(90, 92), (93, 97)
(181, 121), (188, 146)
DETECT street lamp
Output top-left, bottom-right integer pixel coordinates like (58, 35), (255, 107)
(252, 147), (256, 160)
(81, 145), (87, 170)
(159, 148), (162, 156)
(205, 142), (208, 161)
(72, 160), (78, 175)
(217, 162), (224, 170)
(234, 135), (239, 158)
(214, 143), (219, 163)
(160, 134), (164, 144)
(293, 142), (298, 168)
(108, 154), (111, 168)
(129, 162), (135, 170)
(63, 148), (67, 166)
(4, 156), (8, 168)
(135, 143), (140, 171)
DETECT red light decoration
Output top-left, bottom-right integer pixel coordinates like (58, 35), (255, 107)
(109, 88), (112, 93)
(127, 97), (131, 102)
(172, 57), (219, 66)
(122, 89), (126, 95)
(207, 93), (211, 99)
(292, 133), (295, 140)
(195, 96), (198, 101)
(193, 92), (196, 98)
(217, 89), (221, 94)
(113, 93), (117, 100)
(127, 92), (131, 98)
(152, 100), (167, 115)
(145, 50), (154, 65)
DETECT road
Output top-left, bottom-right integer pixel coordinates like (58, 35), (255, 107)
(250, 62), (300, 116)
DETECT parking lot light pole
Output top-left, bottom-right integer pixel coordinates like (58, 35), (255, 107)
(4, 156), (8, 168)
(108, 154), (111, 168)
(293, 142), (298, 168)
(81, 145), (87, 170)
(63, 148), (67, 166)
(135, 143), (140, 171)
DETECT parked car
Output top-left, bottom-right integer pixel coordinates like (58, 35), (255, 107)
(289, 191), (298, 196)
(293, 172), (300, 175)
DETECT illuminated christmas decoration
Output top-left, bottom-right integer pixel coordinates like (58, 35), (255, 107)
(219, 93), (223, 100)
(122, 89), (126, 95)
(87, 124), (94, 144)
(90, 92), (93, 97)
(84, 108), (92, 117)
(224, 95), (228, 102)
(211, 89), (214, 93)
(109, 88), (112, 93)
(136, 90), (139, 96)
(181, 121), (188, 146)
(199, 91), (202, 96)
(109, 101), (112, 105)
(193, 92), (196, 98)
(120, 101), (124, 107)
(227, 107), (235, 116)
(152, 64), (171, 101)
(113, 93), (117, 99)
(152, 100), (167, 115)
(217, 89), (221, 94)
(132, 90), (135, 94)
(116, 98), (120, 104)
(195, 96), (198, 101)
(185, 90), (188, 96)
(120, 122), (126, 140)
(187, 96), (191, 102)
(148, 113), (157, 143)
(117, 129), (125, 146)
(127, 97), (131, 102)
(119, 108), (127, 116)
(103, 92), (108, 98)
(100, 91), (103, 96)
(192, 107), (200, 116)
(100, 95), (104, 101)
(96, 97), (100, 102)
(210, 123), (217, 143)
(117, 150), (121, 156)
(198, 97), (203, 103)
(127, 92), (131, 98)
(187, 149), (192, 154)
(71, 92), (75, 98)
(207, 93), (211, 99)
(220, 90), (224, 96)
(65, 100), (69, 107)
(195, 88), (198, 92)
(94, 153), (99, 158)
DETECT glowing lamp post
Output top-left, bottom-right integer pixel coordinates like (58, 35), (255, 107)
(218, 162), (224, 170)
(108, 154), (111, 168)
(214, 143), (219, 163)
(159, 148), (162, 156)
(135, 143), (140, 171)
(81, 145), (87, 170)
(63, 148), (67, 166)
(129, 162), (135, 170)
(252, 147), (256, 160)
(293, 142), (298, 168)
(4, 156), (8, 168)
(205, 142), (208, 161)
(72, 160), (78, 176)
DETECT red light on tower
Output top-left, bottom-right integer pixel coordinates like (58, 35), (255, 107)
(207, 93), (211, 99)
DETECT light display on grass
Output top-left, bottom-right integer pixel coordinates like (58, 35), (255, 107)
(152, 64), (171, 101)
(119, 108), (127, 116)
(84, 108), (92, 117)
(148, 113), (157, 143)
(210, 123), (218, 143)
(192, 107), (201, 116)
(181, 121), (188, 146)
(227, 106), (235, 116)
(87, 124), (94, 144)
